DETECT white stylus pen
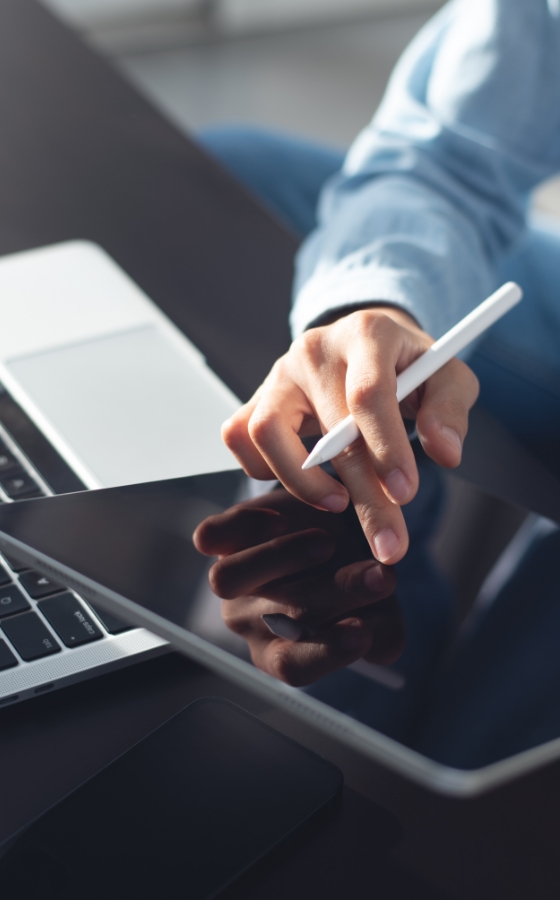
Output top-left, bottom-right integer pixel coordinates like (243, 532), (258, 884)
(302, 281), (523, 470)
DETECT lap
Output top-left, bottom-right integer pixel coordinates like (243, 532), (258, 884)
(197, 125), (344, 237)
(470, 216), (560, 472)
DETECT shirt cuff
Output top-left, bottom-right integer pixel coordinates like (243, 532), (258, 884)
(290, 264), (439, 338)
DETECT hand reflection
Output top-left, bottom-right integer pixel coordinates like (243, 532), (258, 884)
(193, 488), (404, 686)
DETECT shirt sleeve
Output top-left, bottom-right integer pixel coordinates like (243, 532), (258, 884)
(291, 0), (560, 343)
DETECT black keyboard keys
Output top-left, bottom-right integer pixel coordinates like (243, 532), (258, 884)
(19, 570), (64, 599)
(0, 470), (43, 499)
(38, 593), (102, 647)
(1, 551), (29, 573)
(2, 612), (60, 660)
(0, 638), (18, 670)
(0, 585), (31, 618)
(87, 601), (134, 635)
(0, 562), (12, 585)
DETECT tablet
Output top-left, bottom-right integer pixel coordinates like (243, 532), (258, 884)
(0, 464), (559, 797)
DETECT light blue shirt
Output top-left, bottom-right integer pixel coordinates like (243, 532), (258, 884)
(291, 0), (560, 343)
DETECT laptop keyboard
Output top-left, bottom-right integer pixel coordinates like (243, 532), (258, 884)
(0, 384), (134, 679)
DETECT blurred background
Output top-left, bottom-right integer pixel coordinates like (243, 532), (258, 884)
(42, 0), (560, 213)
(42, 0), (441, 147)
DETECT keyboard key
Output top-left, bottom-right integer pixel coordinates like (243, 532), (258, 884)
(0, 448), (21, 475)
(0, 638), (18, 670)
(1, 551), (30, 573)
(0, 563), (12, 585)
(19, 570), (64, 599)
(2, 612), (60, 661)
(0, 470), (43, 499)
(0, 585), (31, 619)
(38, 593), (103, 647)
(87, 601), (134, 635)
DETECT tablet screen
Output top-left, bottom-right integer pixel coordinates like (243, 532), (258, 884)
(0, 464), (559, 792)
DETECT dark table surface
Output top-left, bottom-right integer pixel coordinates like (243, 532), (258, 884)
(2, 2), (560, 898)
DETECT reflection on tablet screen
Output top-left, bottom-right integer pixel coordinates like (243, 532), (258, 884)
(0, 463), (559, 793)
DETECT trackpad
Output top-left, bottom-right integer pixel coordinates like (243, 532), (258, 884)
(7, 327), (239, 487)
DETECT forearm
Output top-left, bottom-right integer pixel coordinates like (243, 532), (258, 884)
(292, 0), (560, 340)
(292, 173), (493, 340)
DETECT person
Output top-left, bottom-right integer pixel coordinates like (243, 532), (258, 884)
(195, 0), (560, 765)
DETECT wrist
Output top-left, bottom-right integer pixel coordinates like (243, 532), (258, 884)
(309, 301), (421, 333)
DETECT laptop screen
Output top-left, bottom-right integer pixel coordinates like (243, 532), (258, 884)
(0, 467), (559, 795)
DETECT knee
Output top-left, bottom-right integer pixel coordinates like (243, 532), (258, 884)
(197, 124), (276, 170)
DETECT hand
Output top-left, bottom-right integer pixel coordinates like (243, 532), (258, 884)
(222, 306), (479, 564)
(193, 489), (402, 687)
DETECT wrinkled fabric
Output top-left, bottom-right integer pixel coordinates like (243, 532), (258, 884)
(292, 0), (560, 347)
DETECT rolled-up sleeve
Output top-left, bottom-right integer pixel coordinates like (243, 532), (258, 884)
(291, 0), (560, 343)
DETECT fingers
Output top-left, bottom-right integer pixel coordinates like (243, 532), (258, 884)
(223, 362), (350, 513)
(297, 314), (425, 564)
(209, 529), (335, 599)
(245, 599), (404, 686)
(415, 358), (479, 468)
(261, 558), (396, 622)
(219, 307), (477, 574)
(193, 506), (288, 556)
(213, 504), (402, 686)
(331, 440), (410, 564)
(221, 555), (395, 629)
(221, 313), (423, 543)
(334, 557), (397, 604)
(222, 396), (276, 481)
(242, 380), (350, 514)
(254, 618), (373, 686)
(343, 315), (419, 505)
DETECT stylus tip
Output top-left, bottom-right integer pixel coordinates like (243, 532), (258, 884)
(302, 451), (322, 470)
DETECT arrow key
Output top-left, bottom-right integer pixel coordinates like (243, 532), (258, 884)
(19, 570), (65, 599)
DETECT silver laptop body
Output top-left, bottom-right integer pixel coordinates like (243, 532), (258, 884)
(0, 240), (240, 703)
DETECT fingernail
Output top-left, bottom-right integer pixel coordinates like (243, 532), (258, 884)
(340, 620), (368, 651)
(262, 614), (307, 641)
(385, 468), (411, 504)
(319, 493), (348, 513)
(363, 562), (386, 592)
(440, 425), (462, 455)
(372, 529), (400, 563)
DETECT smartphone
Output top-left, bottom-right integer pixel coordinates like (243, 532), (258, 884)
(0, 697), (342, 900)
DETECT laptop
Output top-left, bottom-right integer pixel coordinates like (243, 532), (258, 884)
(0, 239), (241, 701)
